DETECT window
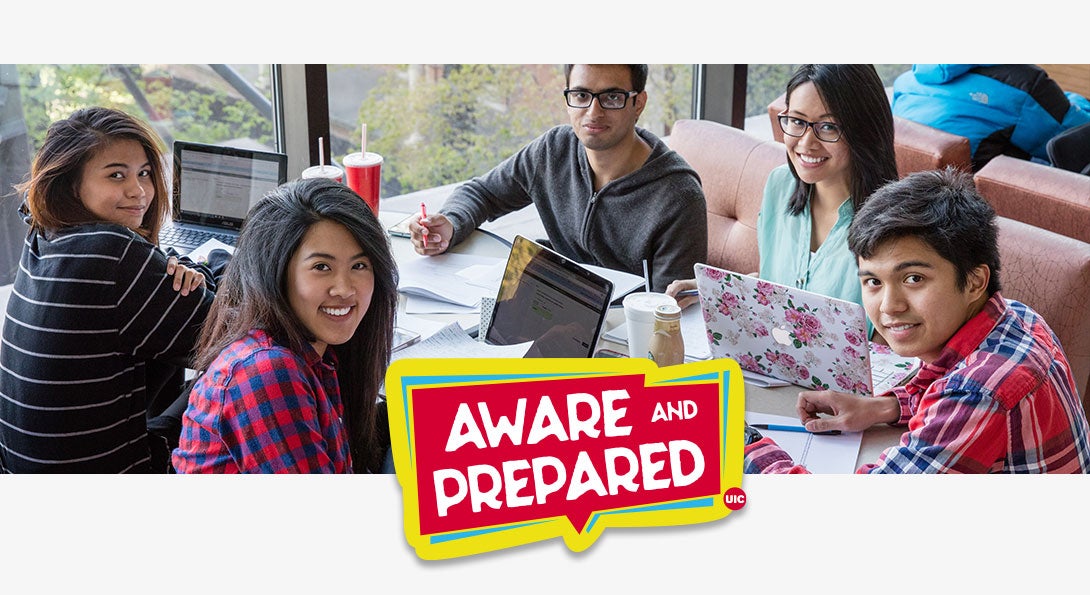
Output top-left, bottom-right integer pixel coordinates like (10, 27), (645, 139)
(0, 64), (276, 284)
(742, 64), (911, 140)
(323, 65), (695, 197)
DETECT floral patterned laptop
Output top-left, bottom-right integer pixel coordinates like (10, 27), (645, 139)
(695, 263), (892, 397)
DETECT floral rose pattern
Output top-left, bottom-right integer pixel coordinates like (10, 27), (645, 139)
(695, 263), (873, 396)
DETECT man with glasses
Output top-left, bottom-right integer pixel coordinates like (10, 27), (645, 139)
(409, 64), (707, 293)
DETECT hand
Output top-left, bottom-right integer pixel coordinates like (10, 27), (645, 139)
(408, 212), (453, 256)
(664, 278), (698, 309)
(166, 256), (206, 296)
(795, 390), (900, 434)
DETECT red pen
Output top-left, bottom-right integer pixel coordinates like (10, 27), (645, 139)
(420, 202), (428, 249)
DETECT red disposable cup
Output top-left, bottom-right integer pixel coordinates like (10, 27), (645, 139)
(344, 152), (383, 216)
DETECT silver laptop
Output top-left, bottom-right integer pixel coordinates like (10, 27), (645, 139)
(694, 263), (882, 396)
(159, 140), (287, 254)
(483, 235), (614, 358)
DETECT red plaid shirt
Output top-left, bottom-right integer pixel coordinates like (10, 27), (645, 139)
(172, 329), (352, 473)
(746, 294), (1090, 474)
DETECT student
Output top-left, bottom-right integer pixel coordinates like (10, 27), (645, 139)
(172, 178), (398, 473)
(0, 107), (215, 473)
(668, 64), (897, 316)
(744, 167), (1090, 474)
(407, 64), (707, 293)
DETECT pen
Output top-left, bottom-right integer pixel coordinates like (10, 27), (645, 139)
(750, 423), (841, 436)
(676, 289), (699, 298)
(420, 202), (428, 249)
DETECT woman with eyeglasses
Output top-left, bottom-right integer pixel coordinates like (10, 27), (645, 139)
(668, 64), (897, 313)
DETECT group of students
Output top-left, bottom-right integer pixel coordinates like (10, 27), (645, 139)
(410, 64), (1090, 474)
(2, 63), (1089, 474)
(0, 107), (397, 473)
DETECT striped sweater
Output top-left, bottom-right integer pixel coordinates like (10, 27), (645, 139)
(0, 224), (213, 473)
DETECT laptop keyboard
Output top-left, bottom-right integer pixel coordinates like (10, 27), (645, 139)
(158, 226), (238, 251)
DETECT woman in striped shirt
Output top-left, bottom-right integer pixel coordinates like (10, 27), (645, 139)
(172, 178), (399, 473)
(0, 107), (215, 473)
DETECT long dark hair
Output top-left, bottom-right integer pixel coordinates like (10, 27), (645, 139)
(194, 178), (399, 472)
(16, 106), (170, 242)
(784, 64), (898, 216)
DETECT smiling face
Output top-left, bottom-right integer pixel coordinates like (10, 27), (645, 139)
(286, 219), (375, 357)
(566, 64), (646, 153)
(76, 139), (154, 230)
(784, 81), (852, 200)
(858, 235), (990, 363)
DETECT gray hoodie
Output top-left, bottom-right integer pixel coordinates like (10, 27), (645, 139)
(440, 125), (707, 292)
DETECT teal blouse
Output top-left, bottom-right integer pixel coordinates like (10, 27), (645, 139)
(756, 165), (867, 324)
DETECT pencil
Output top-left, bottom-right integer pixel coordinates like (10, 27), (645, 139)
(750, 423), (841, 436)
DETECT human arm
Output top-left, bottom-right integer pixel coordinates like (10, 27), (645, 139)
(646, 180), (707, 293)
(116, 237), (214, 362)
(796, 389), (901, 434)
(439, 141), (539, 248)
(665, 278), (698, 309)
(165, 255), (205, 296)
(408, 211), (454, 256)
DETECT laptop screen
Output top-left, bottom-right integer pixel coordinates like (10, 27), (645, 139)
(172, 140), (287, 231)
(486, 236), (613, 358)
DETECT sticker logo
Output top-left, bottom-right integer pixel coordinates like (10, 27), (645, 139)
(384, 357), (746, 559)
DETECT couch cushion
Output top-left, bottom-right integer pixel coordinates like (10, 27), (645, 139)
(976, 155), (1090, 244)
(767, 93), (972, 177)
(668, 119), (786, 275)
(996, 216), (1090, 406)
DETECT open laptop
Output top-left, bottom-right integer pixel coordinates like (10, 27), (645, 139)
(695, 263), (892, 397)
(159, 140), (287, 254)
(483, 235), (614, 358)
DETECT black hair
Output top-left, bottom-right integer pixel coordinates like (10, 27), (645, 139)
(564, 64), (649, 92)
(848, 166), (1001, 295)
(783, 64), (898, 216)
(194, 177), (399, 472)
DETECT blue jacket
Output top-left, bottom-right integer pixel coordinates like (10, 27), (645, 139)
(892, 64), (1090, 171)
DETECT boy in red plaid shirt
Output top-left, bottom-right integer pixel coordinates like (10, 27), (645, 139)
(745, 167), (1090, 473)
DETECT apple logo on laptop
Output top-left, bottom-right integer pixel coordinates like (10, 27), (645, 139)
(771, 325), (793, 346)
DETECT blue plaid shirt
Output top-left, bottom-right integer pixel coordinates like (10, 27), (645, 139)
(172, 329), (352, 473)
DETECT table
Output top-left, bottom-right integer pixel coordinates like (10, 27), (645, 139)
(380, 212), (903, 472)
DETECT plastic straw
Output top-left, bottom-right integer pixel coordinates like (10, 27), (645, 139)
(361, 123), (367, 155)
(318, 137), (325, 167)
(642, 259), (650, 292)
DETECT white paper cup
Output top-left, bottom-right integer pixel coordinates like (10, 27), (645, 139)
(623, 292), (678, 359)
(301, 164), (344, 183)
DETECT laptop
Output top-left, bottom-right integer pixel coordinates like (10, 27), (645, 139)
(694, 263), (882, 397)
(159, 140), (287, 254)
(483, 235), (614, 358)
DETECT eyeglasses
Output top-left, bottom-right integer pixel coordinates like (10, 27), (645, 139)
(563, 89), (638, 110)
(777, 112), (843, 143)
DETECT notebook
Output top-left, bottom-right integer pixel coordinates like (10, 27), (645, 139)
(483, 235), (614, 358)
(695, 263), (913, 397)
(159, 140), (287, 254)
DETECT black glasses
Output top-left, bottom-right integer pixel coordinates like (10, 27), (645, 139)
(564, 89), (638, 110)
(777, 112), (843, 143)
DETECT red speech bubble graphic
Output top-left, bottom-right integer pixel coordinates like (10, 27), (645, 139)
(385, 357), (746, 559)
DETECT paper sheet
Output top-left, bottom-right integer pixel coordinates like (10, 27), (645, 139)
(389, 322), (532, 365)
(747, 412), (863, 474)
(397, 252), (501, 307)
(187, 238), (235, 262)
